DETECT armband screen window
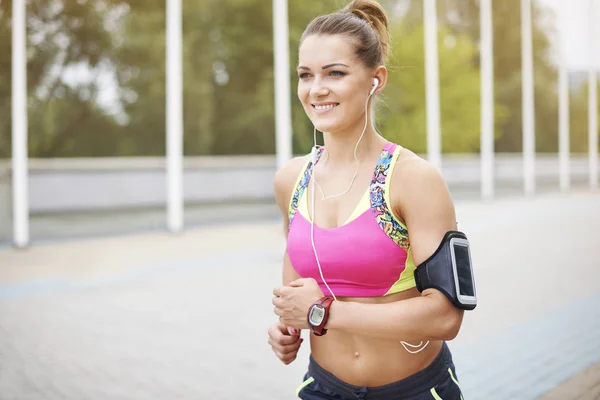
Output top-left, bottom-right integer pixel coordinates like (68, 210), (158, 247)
(454, 243), (474, 297)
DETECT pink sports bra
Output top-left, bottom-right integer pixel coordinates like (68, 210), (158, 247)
(286, 141), (417, 298)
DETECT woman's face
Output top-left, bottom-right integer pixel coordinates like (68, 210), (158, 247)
(297, 34), (376, 135)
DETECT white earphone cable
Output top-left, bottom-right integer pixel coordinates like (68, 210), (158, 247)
(312, 98), (366, 200)
(310, 79), (429, 354)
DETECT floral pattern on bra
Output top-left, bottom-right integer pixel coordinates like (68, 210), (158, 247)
(288, 148), (324, 229)
(369, 146), (410, 250)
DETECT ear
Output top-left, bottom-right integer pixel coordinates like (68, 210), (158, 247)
(372, 65), (388, 95)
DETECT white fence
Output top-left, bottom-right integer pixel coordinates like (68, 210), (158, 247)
(0, 153), (596, 216)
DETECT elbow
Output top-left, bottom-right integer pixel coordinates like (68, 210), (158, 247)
(437, 308), (464, 341)
(422, 291), (465, 341)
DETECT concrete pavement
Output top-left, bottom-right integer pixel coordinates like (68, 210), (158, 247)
(0, 190), (599, 399)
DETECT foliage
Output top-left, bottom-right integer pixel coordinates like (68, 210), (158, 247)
(380, 20), (509, 153)
(0, 0), (596, 158)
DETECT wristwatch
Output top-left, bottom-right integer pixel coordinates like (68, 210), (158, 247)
(307, 297), (335, 336)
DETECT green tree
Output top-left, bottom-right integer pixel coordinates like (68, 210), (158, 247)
(379, 21), (508, 153)
(111, 0), (337, 156)
(2, 0), (563, 158)
(0, 0), (128, 158)
(435, 0), (561, 153)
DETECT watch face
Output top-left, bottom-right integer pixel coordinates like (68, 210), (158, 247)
(309, 305), (325, 326)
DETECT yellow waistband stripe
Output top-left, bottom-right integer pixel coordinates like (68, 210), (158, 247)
(295, 376), (315, 397)
(430, 387), (443, 400)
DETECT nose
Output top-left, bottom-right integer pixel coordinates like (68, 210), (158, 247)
(309, 78), (329, 98)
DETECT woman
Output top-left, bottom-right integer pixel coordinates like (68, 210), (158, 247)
(269, 1), (466, 398)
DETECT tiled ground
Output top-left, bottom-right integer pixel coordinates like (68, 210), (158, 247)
(540, 360), (600, 400)
(0, 190), (598, 399)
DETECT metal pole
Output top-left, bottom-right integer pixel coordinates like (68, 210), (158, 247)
(12, 0), (29, 248)
(589, 0), (598, 189)
(273, 0), (293, 169)
(480, 0), (494, 200)
(558, 0), (570, 192)
(424, 0), (442, 171)
(521, 0), (536, 195)
(166, 0), (183, 232)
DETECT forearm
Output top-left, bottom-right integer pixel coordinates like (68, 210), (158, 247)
(326, 291), (463, 342)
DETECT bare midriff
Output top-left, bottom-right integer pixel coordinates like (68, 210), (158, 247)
(309, 287), (443, 387)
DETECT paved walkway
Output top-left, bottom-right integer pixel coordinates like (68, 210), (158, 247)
(0, 190), (599, 399)
(540, 360), (600, 400)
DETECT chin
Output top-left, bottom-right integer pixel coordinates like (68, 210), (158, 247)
(311, 118), (345, 135)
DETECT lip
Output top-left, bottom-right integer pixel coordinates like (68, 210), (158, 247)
(312, 102), (340, 114)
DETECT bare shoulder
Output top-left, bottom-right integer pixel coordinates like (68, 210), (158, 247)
(392, 148), (452, 202)
(391, 148), (457, 263)
(273, 155), (310, 218)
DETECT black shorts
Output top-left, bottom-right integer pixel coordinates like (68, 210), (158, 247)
(296, 342), (464, 400)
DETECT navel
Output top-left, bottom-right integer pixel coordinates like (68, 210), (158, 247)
(354, 351), (360, 358)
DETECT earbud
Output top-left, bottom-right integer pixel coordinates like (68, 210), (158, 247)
(369, 78), (379, 96)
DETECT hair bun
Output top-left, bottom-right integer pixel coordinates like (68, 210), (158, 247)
(344, 0), (390, 61)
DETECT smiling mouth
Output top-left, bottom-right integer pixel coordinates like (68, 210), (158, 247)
(312, 103), (339, 112)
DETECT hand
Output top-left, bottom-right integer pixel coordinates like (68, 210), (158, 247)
(273, 278), (324, 330)
(267, 321), (303, 365)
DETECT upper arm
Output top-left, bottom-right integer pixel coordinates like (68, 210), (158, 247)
(393, 157), (457, 266)
(394, 159), (465, 332)
(273, 156), (308, 284)
(393, 157), (463, 330)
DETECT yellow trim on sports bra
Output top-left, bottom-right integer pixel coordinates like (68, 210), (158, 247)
(384, 246), (417, 295)
(297, 186), (371, 227)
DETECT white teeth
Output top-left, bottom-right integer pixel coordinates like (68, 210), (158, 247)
(314, 104), (338, 111)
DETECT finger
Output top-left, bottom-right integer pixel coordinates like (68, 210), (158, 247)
(280, 350), (298, 365)
(277, 332), (302, 346)
(273, 307), (284, 318)
(269, 339), (289, 354)
(273, 287), (281, 297)
(275, 321), (291, 334)
(289, 279), (306, 287)
(269, 334), (301, 350)
(282, 355), (297, 365)
(272, 347), (297, 365)
(269, 337), (303, 355)
(287, 326), (300, 336)
(272, 296), (283, 308)
(269, 322), (299, 342)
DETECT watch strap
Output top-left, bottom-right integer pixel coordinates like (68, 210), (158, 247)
(309, 296), (334, 336)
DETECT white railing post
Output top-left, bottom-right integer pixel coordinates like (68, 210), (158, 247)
(273, 0), (293, 169)
(12, 0), (29, 248)
(166, 0), (184, 232)
(424, 0), (442, 171)
(480, 0), (495, 200)
(558, 0), (570, 192)
(521, 0), (536, 195)
(589, 0), (598, 189)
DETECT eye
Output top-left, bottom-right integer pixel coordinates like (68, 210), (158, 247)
(330, 70), (346, 77)
(298, 73), (311, 79)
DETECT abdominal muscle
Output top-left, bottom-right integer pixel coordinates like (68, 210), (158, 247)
(308, 287), (443, 387)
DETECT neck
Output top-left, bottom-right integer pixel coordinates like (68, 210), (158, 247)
(320, 120), (384, 165)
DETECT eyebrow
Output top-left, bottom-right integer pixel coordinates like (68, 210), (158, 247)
(297, 63), (350, 70)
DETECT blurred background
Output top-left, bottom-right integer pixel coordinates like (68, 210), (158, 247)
(0, 0), (599, 399)
(0, 0), (598, 244)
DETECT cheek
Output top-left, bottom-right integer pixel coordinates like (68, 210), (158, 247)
(297, 82), (308, 100)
